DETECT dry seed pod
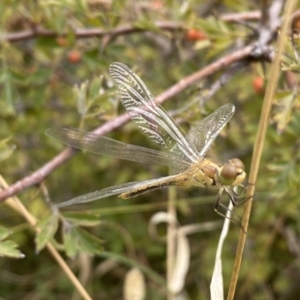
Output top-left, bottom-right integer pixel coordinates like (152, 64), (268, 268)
(123, 267), (145, 300)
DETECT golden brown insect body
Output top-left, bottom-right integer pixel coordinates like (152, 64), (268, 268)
(120, 157), (246, 199)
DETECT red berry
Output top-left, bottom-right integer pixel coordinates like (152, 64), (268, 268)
(252, 76), (265, 94)
(67, 50), (81, 64)
(185, 29), (206, 41)
(152, 0), (163, 9)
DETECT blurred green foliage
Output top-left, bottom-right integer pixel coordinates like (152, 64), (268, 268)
(0, 1), (300, 299)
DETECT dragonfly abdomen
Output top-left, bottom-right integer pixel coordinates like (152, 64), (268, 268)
(119, 173), (192, 199)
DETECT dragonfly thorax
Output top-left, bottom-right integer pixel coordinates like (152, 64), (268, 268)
(189, 158), (222, 187)
(189, 158), (246, 188)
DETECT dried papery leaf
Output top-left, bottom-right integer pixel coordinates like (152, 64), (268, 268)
(149, 212), (223, 295)
(123, 268), (146, 300)
(180, 221), (222, 236)
(210, 201), (233, 300)
(168, 229), (189, 294)
(148, 212), (188, 294)
(169, 221), (222, 295)
(148, 211), (179, 242)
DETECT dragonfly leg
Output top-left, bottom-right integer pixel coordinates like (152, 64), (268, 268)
(236, 194), (255, 207)
(234, 183), (255, 207)
(214, 189), (247, 233)
(214, 189), (237, 217)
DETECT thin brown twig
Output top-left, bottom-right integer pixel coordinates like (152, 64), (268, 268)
(4, 9), (300, 45)
(0, 11), (274, 44)
(1, 21), (183, 43)
(220, 11), (261, 22)
(227, 0), (297, 299)
(0, 176), (93, 300)
(0, 45), (254, 203)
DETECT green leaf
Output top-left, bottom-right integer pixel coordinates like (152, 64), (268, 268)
(75, 81), (89, 117)
(25, 68), (53, 85)
(62, 211), (102, 227)
(75, 228), (103, 255)
(0, 138), (16, 162)
(133, 18), (159, 31)
(0, 240), (25, 259)
(272, 90), (297, 133)
(0, 225), (12, 240)
(63, 223), (103, 257)
(63, 223), (78, 258)
(35, 212), (59, 252)
(89, 76), (104, 102)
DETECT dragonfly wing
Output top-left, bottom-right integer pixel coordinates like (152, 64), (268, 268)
(55, 181), (143, 208)
(109, 62), (198, 164)
(46, 127), (190, 170)
(186, 103), (235, 157)
(55, 175), (179, 208)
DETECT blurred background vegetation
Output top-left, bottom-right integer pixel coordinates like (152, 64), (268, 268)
(0, 0), (300, 299)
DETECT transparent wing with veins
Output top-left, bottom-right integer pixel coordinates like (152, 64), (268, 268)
(109, 62), (199, 166)
(186, 103), (235, 157)
(46, 127), (190, 172)
(53, 176), (181, 208)
(109, 62), (235, 172)
(46, 62), (236, 207)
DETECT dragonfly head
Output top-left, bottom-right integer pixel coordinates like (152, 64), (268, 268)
(219, 158), (246, 186)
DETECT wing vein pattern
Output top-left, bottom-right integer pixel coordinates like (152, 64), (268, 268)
(46, 127), (190, 169)
(109, 62), (199, 164)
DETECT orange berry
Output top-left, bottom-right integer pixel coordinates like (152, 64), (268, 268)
(67, 50), (81, 64)
(185, 29), (206, 41)
(152, 0), (163, 9)
(252, 76), (265, 94)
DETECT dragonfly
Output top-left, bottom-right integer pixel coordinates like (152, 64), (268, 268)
(46, 62), (246, 211)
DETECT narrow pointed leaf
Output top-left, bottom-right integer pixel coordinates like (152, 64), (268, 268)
(0, 240), (25, 258)
(35, 212), (59, 252)
(75, 227), (103, 255)
(63, 222), (78, 258)
(63, 223), (103, 257)
(0, 226), (12, 240)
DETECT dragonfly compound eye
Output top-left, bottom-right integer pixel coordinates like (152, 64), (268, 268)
(219, 162), (238, 185)
(229, 158), (245, 171)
